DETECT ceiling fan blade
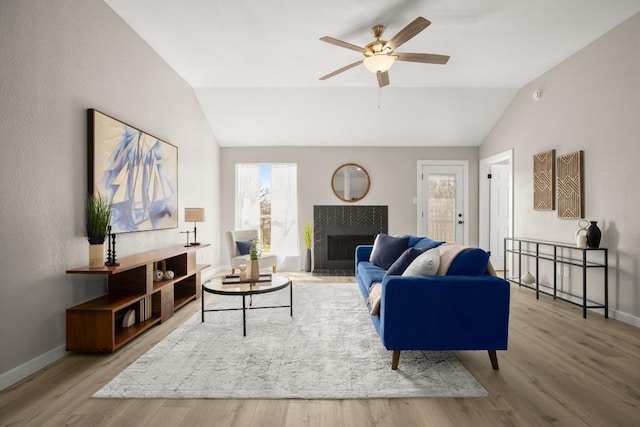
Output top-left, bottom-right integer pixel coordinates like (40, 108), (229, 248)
(319, 36), (364, 53)
(395, 52), (450, 64)
(384, 17), (431, 51)
(377, 71), (390, 87)
(319, 60), (363, 80)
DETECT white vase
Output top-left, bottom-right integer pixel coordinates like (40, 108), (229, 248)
(521, 271), (535, 284)
(89, 243), (104, 268)
(575, 219), (589, 248)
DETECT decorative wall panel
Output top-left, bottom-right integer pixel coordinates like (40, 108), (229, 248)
(533, 149), (555, 211)
(556, 151), (584, 219)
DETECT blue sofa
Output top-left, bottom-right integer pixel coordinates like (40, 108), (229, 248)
(355, 237), (511, 370)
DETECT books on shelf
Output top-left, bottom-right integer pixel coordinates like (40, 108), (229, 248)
(138, 295), (153, 322)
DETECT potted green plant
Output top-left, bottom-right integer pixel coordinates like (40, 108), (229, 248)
(86, 192), (112, 268)
(249, 237), (261, 280)
(303, 220), (313, 272)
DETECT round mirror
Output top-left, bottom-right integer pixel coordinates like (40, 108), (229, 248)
(331, 163), (370, 202)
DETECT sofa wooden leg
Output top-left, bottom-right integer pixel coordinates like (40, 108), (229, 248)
(272, 266), (277, 273)
(488, 350), (499, 370)
(391, 350), (401, 370)
(231, 268), (235, 275)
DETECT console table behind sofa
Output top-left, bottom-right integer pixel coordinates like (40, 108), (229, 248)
(504, 237), (608, 319)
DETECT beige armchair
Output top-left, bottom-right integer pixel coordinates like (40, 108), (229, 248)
(225, 229), (278, 274)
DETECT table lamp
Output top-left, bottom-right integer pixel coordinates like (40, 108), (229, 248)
(184, 208), (205, 246)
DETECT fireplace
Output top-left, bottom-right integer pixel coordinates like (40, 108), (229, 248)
(313, 205), (388, 274)
(328, 235), (374, 261)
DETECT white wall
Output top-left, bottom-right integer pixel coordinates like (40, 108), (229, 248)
(0, 0), (220, 389)
(220, 146), (479, 269)
(480, 13), (640, 323)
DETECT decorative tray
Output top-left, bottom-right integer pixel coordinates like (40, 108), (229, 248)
(222, 273), (272, 285)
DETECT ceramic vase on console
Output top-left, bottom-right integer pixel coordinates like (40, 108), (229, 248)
(250, 259), (260, 281)
(521, 271), (535, 285)
(89, 243), (104, 268)
(575, 219), (589, 248)
(587, 221), (602, 248)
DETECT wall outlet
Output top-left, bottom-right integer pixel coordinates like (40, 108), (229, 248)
(563, 265), (570, 277)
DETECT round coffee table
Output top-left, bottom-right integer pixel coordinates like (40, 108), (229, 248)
(201, 273), (292, 336)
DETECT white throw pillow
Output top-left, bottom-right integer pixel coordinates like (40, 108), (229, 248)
(402, 247), (440, 277)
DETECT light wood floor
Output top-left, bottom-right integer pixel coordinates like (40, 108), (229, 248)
(1, 272), (639, 426)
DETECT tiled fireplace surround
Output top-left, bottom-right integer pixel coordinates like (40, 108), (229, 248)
(313, 205), (388, 275)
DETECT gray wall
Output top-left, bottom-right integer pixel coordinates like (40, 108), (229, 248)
(220, 146), (479, 268)
(0, 0), (220, 388)
(480, 13), (640, 323)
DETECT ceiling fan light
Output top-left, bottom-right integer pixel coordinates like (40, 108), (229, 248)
(363, 55), (396, 73)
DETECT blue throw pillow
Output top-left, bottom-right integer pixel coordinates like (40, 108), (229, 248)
(446, 248), (490, 275)
(369, 234), (410, 270)
(413, 237), (446, 250)
(236, 240), (251, 255)
(404, 235), (426, 247)
(385, 247), (428, 275)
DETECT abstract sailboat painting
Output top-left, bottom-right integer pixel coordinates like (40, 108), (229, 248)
(89, 109), (178, 233)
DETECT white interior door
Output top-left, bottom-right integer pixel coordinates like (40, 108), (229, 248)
(479, 149), (513, 273)
(419, 164), (466, 244)
(490, 164), (510, 268)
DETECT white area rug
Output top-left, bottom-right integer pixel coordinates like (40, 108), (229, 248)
(93, 282), (487, 399)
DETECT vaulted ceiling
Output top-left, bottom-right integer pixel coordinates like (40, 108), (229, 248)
(105, 0), (640, 147)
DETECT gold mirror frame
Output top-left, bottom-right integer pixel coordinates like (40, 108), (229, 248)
(331, 163), (370, 203)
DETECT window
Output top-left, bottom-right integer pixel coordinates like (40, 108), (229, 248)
(259, 165), (271, 252)
(235, 164), (299, 270)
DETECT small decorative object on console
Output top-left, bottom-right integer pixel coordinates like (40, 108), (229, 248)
(587, 221), (601, 248)
(154, 260), (167, 282)
(180, 230), (192, 247)
(105, 226), (120, 266)
(122, 309), (136, 328)
(521, 271), (536, 284)
(575, 219), (589, 248)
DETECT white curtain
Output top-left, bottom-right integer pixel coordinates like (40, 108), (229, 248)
(235, 164), (260, 230)
(270, 164), (300, 271)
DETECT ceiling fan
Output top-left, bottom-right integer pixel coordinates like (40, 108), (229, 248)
(319, 17), (450, 87)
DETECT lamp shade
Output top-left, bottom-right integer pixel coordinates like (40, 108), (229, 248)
(184, 208), (205, 222)
(363, 54), (396, 73)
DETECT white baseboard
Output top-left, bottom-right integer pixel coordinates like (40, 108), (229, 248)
(608, 308), (640, 328)
(0, 344), (67, 392)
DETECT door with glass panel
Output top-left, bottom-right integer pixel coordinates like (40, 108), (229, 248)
(420, 164), (465, 244)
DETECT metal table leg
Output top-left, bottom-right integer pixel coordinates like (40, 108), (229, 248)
(242, 295), (247, 336)
(201, 287), (205, 322)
